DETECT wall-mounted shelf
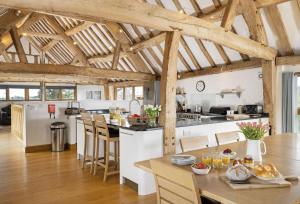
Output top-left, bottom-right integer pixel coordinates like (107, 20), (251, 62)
(218, 87), (244, 98)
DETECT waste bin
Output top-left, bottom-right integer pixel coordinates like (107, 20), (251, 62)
(50, 122), (66, 152)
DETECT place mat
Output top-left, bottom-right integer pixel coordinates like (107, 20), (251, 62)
(220, 176), (291, 190)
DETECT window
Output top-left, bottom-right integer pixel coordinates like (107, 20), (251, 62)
(116, 88), (124, 100)
(62, 89), (75, 100)
(45, 86), (76, 101)
(46, 88), (60, 100)
(125, 87), (133, 100)
(9, 88), (25, 100)
(135, 86), (143, 100)
(0, 89), (6, 100)
(29, 89), (41, 100)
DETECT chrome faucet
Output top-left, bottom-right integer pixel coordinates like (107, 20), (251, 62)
(129, 99), (141, 115)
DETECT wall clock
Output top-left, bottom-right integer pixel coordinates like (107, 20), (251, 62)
(196, 80), (206, 92)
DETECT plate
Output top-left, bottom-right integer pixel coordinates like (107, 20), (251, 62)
(170, 155), (196, 166)
(255, 174), (283, 181)
(220, 151), (237, 159)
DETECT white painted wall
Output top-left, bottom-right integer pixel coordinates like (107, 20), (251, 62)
(176, 68), (263, 111)
(77, 85), (104, 100)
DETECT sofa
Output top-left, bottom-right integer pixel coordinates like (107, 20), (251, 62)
(0, 105), (11, 125)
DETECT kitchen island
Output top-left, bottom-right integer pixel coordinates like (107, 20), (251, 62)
(119, 116), (269, 195)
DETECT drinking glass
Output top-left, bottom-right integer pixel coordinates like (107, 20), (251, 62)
(212, 154), (223, 169)
(202, 153), (212, 167)
(221, 154), (231, 167)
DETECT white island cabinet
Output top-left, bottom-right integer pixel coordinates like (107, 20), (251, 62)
(119, 117), (269, 196)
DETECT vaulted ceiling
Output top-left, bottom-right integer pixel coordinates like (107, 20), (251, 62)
(0, 0), (299, 84)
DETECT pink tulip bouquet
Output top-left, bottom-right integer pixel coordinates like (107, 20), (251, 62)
(237, 122), (269, 140)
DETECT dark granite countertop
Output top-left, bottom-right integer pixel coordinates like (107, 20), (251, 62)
(77, 115), (269, 132)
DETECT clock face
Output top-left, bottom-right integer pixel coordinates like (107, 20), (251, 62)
(196, 80), (205, 92)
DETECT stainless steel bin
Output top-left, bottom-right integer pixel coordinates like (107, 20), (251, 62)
(50, 122), (66, 152)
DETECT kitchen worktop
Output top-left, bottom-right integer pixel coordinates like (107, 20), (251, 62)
(77, 114), (269, 131)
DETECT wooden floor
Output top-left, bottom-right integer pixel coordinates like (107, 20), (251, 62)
(0, 128), (156, 204)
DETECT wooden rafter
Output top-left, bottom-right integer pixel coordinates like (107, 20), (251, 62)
(65, 21), (94, 36)
(240, 0), (267, 45)
(111, 40), (121, 70)
(0, 0), (277, 60)
(21, 31), (64, 40)
(0, 63), (156, 81)
(264, 5), (294, 56)
(105, 22), (151, 73)
(44, 15), (89, 65)
(9, 26), (27, 63)
(221, 0), (240, 31)
(200, 0), (292, 22)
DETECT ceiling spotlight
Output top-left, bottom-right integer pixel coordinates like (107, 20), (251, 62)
(177, 74), (181, 79)
(15, 10), (22, 16)
(129, 47), (133, 51)
(21, 33), (27, 36)
(179, 10), (184, 14)
(119, 29), (123, 33)
(73, 41), (78, 45)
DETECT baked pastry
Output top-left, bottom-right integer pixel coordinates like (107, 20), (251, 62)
(254, 163), (280, 178)
(233, 158), (243, 166)
(243, 155), (254, 165)
(226, 164), (251, 181)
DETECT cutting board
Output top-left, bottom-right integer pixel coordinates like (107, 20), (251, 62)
(220, 176), (291, 190)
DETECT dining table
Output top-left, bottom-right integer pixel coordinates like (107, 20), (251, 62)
(135, 133), (300, 204)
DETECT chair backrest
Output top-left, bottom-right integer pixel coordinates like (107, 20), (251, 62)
(215, 131), (240, 145)
(150, 159), (201, 204)
(180, 136), (209, 152)
(94, 114), (109, 138)
(81, 112), (94, 133)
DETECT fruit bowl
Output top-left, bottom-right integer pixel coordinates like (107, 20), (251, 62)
(191, 163), (211, 175)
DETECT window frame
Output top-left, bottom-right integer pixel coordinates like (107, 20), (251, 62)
(0, 88), (7, 101)
(45, 86), (77, 101)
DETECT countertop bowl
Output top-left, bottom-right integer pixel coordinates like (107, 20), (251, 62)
(191, 165), (211, 175)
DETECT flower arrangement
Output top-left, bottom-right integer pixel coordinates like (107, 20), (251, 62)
(144, 105), (161, 118)
(144, 105), (161, 127)
(237, 122), (269, 140)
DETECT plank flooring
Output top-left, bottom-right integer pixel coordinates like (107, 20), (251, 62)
(0, 128), (156, 204)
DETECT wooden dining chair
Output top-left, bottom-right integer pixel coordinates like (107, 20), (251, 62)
(215, 131), (240, 146)
(93, 114), (119, 182)
(150, 159), (201, 204)
(180, 136), (209, 152)
(81, 112), (95, 174)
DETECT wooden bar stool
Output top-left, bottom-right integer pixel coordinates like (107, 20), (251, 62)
(93, 114), (119, 181)
(81, 112), (95, 174)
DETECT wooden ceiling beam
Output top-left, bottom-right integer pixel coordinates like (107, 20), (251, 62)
(88, 51), (128, 64)
(0, 63), (156, 81)
(105, 22), (151, 73)
(0, 0), (277, 60)
(65, 21), (94, 36)
(21, 31), (64, 40)
(10, 26), (27, 63)
(108, 80), (144, 87)
(201, 0), (292, 22)
(130, 32), (166, 51)
(111, 40), (121, 70)
(240, 0), (267, 45)
(179, 59), (262, 79)
(44, 15), (88, 66)
(0, 72), (105, 84)
(264, 5), (294, 56)
(221, 0), (240, 31)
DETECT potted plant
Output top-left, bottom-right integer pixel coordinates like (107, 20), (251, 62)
(144, 105), (161, 127)
(237, 122), (269, 162)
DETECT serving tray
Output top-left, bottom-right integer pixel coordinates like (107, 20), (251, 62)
(220, 176), (291, 190)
